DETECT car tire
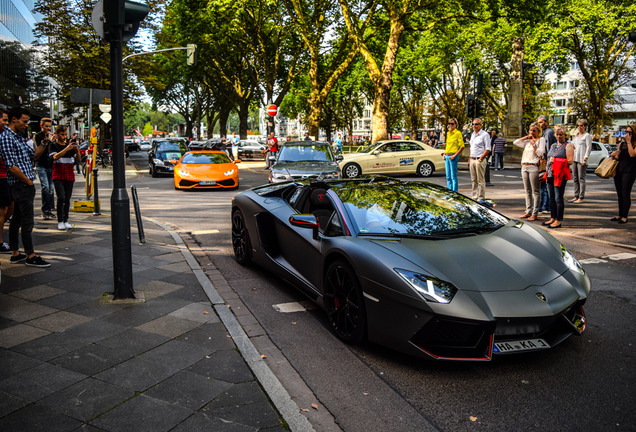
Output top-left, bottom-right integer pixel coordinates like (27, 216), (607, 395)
(231, 209), (252, 265)
(150, 163), (158, 178)
(343, 163), (361, 178)
(324, 260), (366, 344)
(417, 161), (434, 177)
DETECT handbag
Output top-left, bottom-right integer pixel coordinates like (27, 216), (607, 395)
(538, 158), (547, 172)
(595, 157), (618, 178)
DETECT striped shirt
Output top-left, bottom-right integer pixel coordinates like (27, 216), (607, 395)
(0, 127), (36, 185)
(49, 142), (77, 182)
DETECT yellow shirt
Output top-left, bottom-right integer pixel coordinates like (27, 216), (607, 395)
(445, 129), (464, 154)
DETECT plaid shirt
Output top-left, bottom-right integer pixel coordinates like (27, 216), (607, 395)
(0, 127), (36, 185)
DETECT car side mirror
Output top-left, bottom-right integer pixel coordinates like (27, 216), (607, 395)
(289, 214), (320, 239)
(169, 159), (178, 165)
(371, 150), (380, 155)
(336, 154), (344, 161)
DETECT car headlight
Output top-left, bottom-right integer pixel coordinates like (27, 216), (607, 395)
(561, 245), (585, 275)
(224, 169), (235, 176)
(153, 158), (164, 166)
(272, 173), (288, 180)
(395, 268), (457, 304)
(177, 168), (191, 177)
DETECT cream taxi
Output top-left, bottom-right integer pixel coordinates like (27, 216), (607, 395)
(339, 140), (444, 178)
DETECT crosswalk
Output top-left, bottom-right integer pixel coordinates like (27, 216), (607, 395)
(579, 253), (636, 265)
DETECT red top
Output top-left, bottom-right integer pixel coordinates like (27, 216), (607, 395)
(551, 158), (572, 187)
(0, 158), (6, 179)
(268, 136), (278, 153)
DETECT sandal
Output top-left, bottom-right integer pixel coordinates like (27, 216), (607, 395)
(527, 215), (537, 221)
(542, 219), (555, 226)
(618, 219), (628, 224)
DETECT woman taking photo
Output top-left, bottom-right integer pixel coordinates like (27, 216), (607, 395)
(513, 122), (546, 221)
(610, 124), (636, 224)
(570, 119), (592, 203)
(49, 125), (80, 230)
(444, 118), (464, 192)
(543, 125), (574, 229)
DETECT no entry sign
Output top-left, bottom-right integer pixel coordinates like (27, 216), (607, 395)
(267, 104), (278, 117)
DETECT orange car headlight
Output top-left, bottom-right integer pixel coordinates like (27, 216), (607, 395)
(177, 168), (192, 177)
(224, 169), (235, 176)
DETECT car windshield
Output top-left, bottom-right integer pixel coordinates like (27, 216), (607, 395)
(156, 142), (187, 152)
(181, 152), (232, 164)
(337, 182), (508, 236)
(278, 144), (334, 162)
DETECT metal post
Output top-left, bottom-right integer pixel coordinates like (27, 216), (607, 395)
(110, 27), (135, 299)
(130, 185), (145, 244)
(92, 168), (101, 215)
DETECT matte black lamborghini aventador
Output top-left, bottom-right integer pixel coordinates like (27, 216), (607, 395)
(231, 176), (591, 361)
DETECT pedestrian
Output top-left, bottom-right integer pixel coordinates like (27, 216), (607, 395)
(49, 125), (79, 231)
(334, 134), (343, 155)
(0, 106), (50, 267)
(219, 135), (229, 158)
(0, 108), (14, 254)
(542, 125), (574, 229)
(70, 132), (82, 174)
(230, 132), (239, 161)
(429, 131), (439, 149)
(537, 115), (556, 214)
(609, 124), (636, 224)
(570, 119), (592, 203)
(34, 117), (55, 220)
(304, 132), (312, 141)
(468, 118), (491, 202)
(443, 118), (464, 192)
(266, 132), (278, 168)
(492, 130), (507, 170)
(513, 122), (546, 221)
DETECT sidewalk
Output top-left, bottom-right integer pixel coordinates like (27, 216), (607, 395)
(0, 212), (312, 431)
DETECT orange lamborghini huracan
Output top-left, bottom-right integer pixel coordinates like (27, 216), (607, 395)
(173, 151), (239, 190)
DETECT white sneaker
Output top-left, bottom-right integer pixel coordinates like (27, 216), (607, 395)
(58, 222), (66, 230)
(64, 222), (73, 229)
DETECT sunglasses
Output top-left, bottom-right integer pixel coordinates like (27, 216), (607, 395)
(448, 122), (455, 125)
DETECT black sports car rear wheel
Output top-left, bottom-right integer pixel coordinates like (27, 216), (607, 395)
(231, 209), (252, 265)
(324, 260), (366, 344)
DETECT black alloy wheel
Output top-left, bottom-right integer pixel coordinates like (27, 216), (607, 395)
(324, 260), (366, 344)
(231, 209), (252, 265)
(417, 161), (434, 177)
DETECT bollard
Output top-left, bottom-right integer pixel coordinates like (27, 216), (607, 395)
(131, 185), (145, 244)
(92, 168), (101, 215)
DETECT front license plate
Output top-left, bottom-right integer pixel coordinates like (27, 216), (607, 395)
(199, 180), (216, 185)
(168, 166), (173, 171)
(493, 338), (550, 354)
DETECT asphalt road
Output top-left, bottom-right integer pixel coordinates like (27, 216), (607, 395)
(124, 152), (636, 432)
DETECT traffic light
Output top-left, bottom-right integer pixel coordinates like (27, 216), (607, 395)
(475, 99), (485, 117)
(466, 94), (476, 118)
(103, 0), (150, 41)
(186, 44), (197, 66)
(475, 74), (484, 96)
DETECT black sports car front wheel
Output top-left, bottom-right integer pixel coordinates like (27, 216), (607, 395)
(231, 209), (252, 265)
(324, 260), (366, 344)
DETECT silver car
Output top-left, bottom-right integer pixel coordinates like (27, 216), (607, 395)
(269, 141), (343, 183)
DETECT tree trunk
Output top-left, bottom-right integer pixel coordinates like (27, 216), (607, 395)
(237, 99), (250, 139)
(218, 105), (231, 139)
(371, 85), (391, 142)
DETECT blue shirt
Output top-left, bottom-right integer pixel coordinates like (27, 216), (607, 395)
(230, 136), (239, 147)
(0, 127), (35, 185)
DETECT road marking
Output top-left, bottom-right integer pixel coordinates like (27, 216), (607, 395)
(580, 253), (636, 265)
(190, 229), (220, 234)
(273, 301), (317, 313)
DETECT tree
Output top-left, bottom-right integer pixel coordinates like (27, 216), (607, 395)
(532, 0), (636, 136)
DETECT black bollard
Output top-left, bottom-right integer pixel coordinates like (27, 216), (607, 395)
(131, 185), (145, 244)
(92, 168), (101, 216)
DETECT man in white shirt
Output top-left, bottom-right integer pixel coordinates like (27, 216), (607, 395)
(468, 118), (491, 201)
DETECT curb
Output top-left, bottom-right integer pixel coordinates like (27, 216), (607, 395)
(146, 217), (315, 432)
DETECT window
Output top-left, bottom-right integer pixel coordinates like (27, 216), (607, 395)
(569, 80), (579, 89)
(553, 99), (566, 107)
(555, 82), (567, 90)
(571, 62), (580, 70)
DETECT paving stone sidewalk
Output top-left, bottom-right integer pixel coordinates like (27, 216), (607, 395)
(0, 213), (289, 431)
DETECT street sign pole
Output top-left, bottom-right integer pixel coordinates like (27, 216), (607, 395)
(109, 24), (135, 299)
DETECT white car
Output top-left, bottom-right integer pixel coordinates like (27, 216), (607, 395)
(340, 140), (444, 178)
(139, 141), (151, 151)
(586, 142), (616, 170)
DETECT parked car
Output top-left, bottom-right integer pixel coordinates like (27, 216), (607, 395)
(173, 151), (239, 190)
(148, 139), (189, 177)
(237, 139), (267, 160)
(586, 141), (616, 170)
(124, 139), (140, 152)
(231, 176), (590, 360)
(268, 141), (342, 183)
(139, 141), (151, 151)
(339, 139), (444, 178)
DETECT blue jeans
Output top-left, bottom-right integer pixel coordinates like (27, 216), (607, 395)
(445, 155), (459, 192)
(494, 152), (504, 170)
(540, 181), (550, 212)
(548, 177), (567, 221)
(35, 166), (55, 213)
